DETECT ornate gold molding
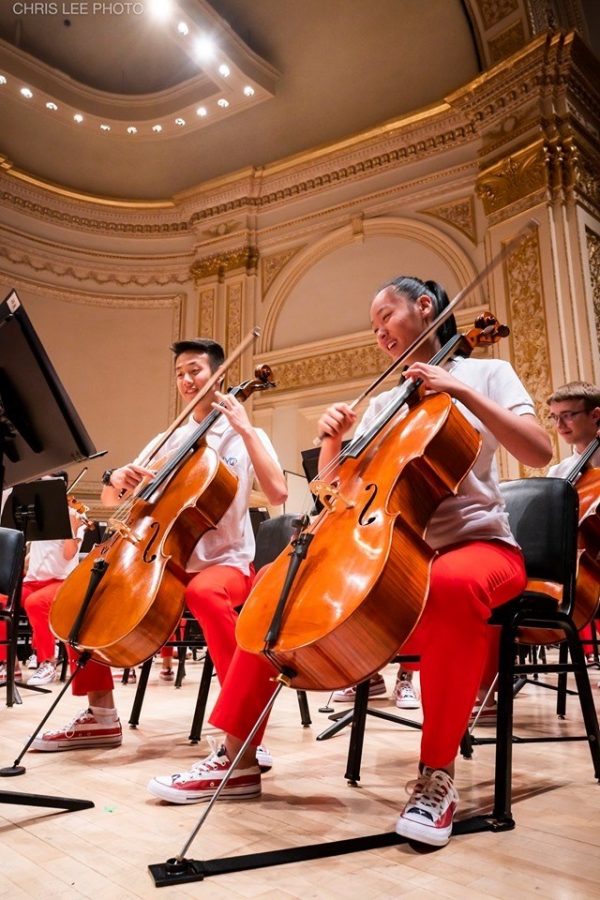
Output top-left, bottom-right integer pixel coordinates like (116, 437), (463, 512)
(477, 0), (519, 30)
(260, 343), (387, 393)
(225, 283), (243, 385)
(198, 287), (216, 338)
(190, 246), (259, 283)
(502, 226), (557, 473)
(261, 248), (301, 295)
(489, 20), (527, 64)
(476, 141), (548, 215)
(586, 227), (600, 355)
(420, 196), (477, 243)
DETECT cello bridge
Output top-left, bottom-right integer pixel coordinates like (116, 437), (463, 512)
(107, 518), (141, 545)
(310, 480), (355, 511)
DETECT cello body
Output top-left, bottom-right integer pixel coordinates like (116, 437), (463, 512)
(236, 392), (481, 691)
(518, 466), (600, 645)
(50, 446), (237, 667)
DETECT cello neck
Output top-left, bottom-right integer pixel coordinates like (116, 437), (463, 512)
(566, 435), (600, 485)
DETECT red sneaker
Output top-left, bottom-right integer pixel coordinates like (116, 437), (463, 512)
(147, 741), (261, 804)
(30, 709), (122, 752)
(395, 768), (458, 847)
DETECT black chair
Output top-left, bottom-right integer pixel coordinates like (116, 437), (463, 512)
(0, 526), (26, 706)
(128, 513), (311, 741)
(335, 478), (600, 823)
(459, 477), (600, 831)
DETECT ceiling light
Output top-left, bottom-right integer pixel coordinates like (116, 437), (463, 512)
(243, 85), (255, 97)
(217, 98), (229, 108)
(152, 124), (163, 133)
(177, 21), (188, 35)
(73, 113), (84, 123)
(127, 126), (138, 135)
(100, 124), (111, 132)
(175, 117), (186, 126)
(46, 101), (58, 111)
(147, 0), (172, 21)
(196, 106), (207, 117)
(194, 36), (216, 62)
(20, 87), (33, 99)
(218, 64), (230, 77)
(0, 76), (7, 86)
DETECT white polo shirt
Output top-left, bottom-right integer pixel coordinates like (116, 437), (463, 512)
(25, 530), (86, 583)
(134, 415), (279, 575)
(354, 357), (535, 550)
(548, 446), (600, 478)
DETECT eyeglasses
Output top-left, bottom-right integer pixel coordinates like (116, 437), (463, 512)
(548, 410), (587, 425)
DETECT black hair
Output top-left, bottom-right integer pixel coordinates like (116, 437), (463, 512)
(170, 339), (225, 374)
(379, 276), (457, 347)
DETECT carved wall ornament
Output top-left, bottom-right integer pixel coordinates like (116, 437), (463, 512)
(190, 246), (259, 283)
(259, 343), (388, 393)
(198, 288), (216, 338)
(573, 148), (600, 215)
(226, 282), (243, 385)
(420, 196), (477, 243)
(476, 0), (520, 30)
(261, 248), (301, 296)
(202, 221), (242, 238)
(488, 20), (528, 64)
(476, 142), (548, 214)
(502, 226), (556, 472)
(585, 227), (600, 354)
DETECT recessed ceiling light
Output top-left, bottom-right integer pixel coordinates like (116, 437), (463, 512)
(20, 87), (33, 99)
(175, 117), (186, 126)
(217, 98), (229, 108)
(148, 0), (172, 22)
(0, 76), (7, 86)
(46, 101), (58, 111)
(243, 85), (255, 97)
(196, 106), (207, 117)
(177, 21), (188, 35)
(218, 64), (230, 77)
(195, 36), (215, 61)
(127, 126), (138, 135)
(100, 124), (111, 131)
(152, 124), (163, 133)
(73, 113), (84, 123)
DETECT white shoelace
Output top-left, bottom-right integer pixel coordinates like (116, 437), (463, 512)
(405, 770), (458, 815)
(43, 708), (92, 738)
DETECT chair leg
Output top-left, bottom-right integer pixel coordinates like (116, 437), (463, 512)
(560, 616), (600, 780)
(174, 646), (187, 688)
(296, 690), (311, 727)
(556, 642), (568, 718)
(491, 621), (517, 825)
(128, 658), (152, 727)
(344, 680), (370, 785)
(188, 652), (214, 743)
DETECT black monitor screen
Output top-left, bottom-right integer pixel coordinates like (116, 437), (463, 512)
(0, 289), (97, 486)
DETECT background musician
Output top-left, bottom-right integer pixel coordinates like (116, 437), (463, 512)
(31, 338), (287, 752)
(147, 276), (551, 854)
(0, 472), (85, 685)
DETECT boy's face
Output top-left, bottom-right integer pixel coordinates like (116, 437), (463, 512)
(174, 352), (214, 402)
(549, 399), (600, 447)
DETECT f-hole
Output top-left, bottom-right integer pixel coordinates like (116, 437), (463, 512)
(143, 522), (161, 563)
(358, 483), (378, 526)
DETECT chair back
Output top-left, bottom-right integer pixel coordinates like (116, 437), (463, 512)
(0, 526), (25, 607)
(500, 477), (578, 612)
(253, 514), (298, 571)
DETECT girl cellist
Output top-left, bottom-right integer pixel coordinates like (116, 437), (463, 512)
(148, 278), (551, 850)
(32, 338), (287, 753)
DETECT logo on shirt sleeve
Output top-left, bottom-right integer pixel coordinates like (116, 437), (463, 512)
(223, 456), (238, 467)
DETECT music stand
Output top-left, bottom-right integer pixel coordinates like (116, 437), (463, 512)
(0, 288), (96, 813)
(1, 478), (73, 699)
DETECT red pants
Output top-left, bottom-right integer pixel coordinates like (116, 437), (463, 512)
(21, 579), (64, 663)
(68, 564), (253, 696)
(210, 541), (527, 766)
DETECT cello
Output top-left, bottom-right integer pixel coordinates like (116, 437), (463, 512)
(50, 364), (276, 669)
(236, 314), (510, 691)
(518, 435), (600, 645)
